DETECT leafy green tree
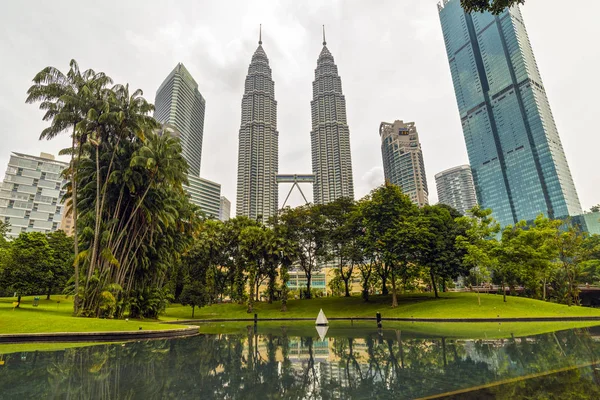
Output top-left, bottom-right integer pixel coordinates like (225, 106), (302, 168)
(222, 216), (261, 303)
(278, 205), (327, 299)
(0, 232), (54, 306)
(591, 204), (600, 213)
(27, 60), (113, 313)
(272, 218), (297, 311)
(179, 282), (207, 318)
(581, 235), (600, 285)
(321, 197), (358, 297)
(456, 206), (500, 304)
(239, 225), (267, 313)
(355, 198), (378, 302)
(362, 183), (420, 307)
(551, 225), (590, 306)
(0, 220), (9, 240)
(495, 221), (538, 302)
(416, 204), (468, 299)
(518, 216), (560, 300)
(45, 230), (75, 299)
(460, 0), (525, 15)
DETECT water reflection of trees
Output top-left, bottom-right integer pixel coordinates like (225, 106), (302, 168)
(1, 328), (600, 399)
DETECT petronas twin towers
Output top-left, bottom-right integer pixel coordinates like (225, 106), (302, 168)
(236, 27), (354, 221)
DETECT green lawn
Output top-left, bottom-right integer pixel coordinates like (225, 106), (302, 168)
(0, 296), (188, 334)
(162, 292), (600, 321)
(3, 292), (600, 338)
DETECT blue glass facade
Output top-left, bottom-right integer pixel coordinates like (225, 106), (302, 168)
(438, 0), (582, 226)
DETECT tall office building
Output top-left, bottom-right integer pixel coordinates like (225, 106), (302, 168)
(438, 0), (582, 226)
(219, 196), (231, 222)
(185, 176), (221, 219)
(0, 152), (68, 238)
(435, 165), (478, 215)
(236, 28), (279, 222)
(154, 63), (206, 177)
(310, 28), (354, 204)
(379, 120), (429, 207)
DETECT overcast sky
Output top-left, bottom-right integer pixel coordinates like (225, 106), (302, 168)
(1, 0), (598, 212)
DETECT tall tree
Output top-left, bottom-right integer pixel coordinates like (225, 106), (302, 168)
(321, 197), (358, 297)
(460, 0), (525, 15)
(279, 205), (327, 300)
(551, 225), (590, 306)
(239, 225), (267, 313)
(0, 232), (54, 307)
(26, 60), (113, 313)
(518, 216), (561, 300)
(46, 231), (75, 300)
(456, 206), (500, 304)
(362, 184), (419, 307)
(416, 205), (468, 299)
(495, 222), (530, 302)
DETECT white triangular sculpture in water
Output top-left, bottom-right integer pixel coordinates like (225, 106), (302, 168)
(316, 325), (329, 341)
(316, 309), (329, 326)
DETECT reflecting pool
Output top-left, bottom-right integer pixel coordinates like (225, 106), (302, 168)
(1, 325), (600, 399)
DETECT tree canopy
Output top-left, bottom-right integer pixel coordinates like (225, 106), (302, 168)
(460, 0), (525, 14)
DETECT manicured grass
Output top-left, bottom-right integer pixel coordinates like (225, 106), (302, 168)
(162, 292), (600, 321)
(0, 296), (188, 334)
(196, 320), (600, 340)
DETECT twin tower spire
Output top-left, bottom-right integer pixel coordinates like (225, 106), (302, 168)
(236, 26), (354, 221)
(258, 24), (326, 45)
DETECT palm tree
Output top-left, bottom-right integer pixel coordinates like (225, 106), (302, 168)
(26, 60), (112, 313)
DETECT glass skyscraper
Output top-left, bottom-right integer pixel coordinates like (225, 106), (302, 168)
(438, 0), (582, 226)
(154, 63), (206, 177)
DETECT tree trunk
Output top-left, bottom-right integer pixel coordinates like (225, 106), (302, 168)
(71, 132), (80, 315)
(191, 305), (195, 318)
(305, 271), (312, 299)
(503, 280), (507, 303)
(343, 276), (351, 297)
(280, 264), (288, 312)
(430, 269), (439, 299)
(543, 278), (547, 301)
(247, 270), (256, 313)
(46, 289), (51, 300)
(85, 144), (103, 307)
(381, 273), (388, 296)
(391, 267), (398, 308)
(16, 295), (21, 308)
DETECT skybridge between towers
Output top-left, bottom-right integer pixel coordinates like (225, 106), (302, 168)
(276, 174), (315, 208)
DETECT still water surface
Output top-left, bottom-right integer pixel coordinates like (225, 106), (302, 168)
(1, 325), (600, 399)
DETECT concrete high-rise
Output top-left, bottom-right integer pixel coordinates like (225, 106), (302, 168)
(310, 28), (354, 204)
(379, 121), (429, 207)
(184, 176), (221, 219)
(236, 28), (279, 222)
(0, 152), (68, 238)
(438, 0), (582, 226)
(154, 63), (206, 177)
(435, 165), (478, 215)
(219, 196), (231, 222)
